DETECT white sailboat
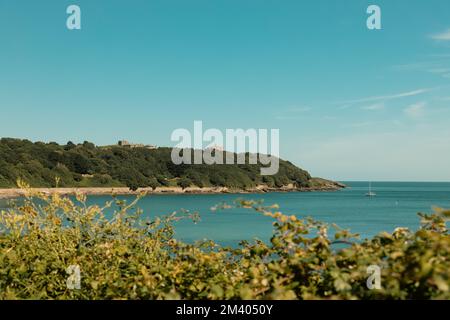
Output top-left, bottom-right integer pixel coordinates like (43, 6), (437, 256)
(365, 181), (376, 197)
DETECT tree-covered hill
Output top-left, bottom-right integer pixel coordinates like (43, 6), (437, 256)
(0, 138), (324, 190)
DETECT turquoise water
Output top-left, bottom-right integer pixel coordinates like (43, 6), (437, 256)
(2, 182), (450, 246)
(86, 181), (450, 246)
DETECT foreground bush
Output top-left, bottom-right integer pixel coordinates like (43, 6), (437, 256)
(0, 186), (449, 300)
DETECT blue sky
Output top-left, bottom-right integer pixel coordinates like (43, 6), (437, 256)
(1, 0), (450, 181)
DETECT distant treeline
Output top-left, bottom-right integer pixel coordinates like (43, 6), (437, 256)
(0, 138), (312, 190)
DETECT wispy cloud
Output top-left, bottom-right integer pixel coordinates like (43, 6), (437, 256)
(429, 68), (450, 79)
(344, 121), (374, 128)
(428, 67), (450, 74)
(394, 62), (431, 71)
(343, 119), (403, 129)
(431, 29), (450, 41)
(338, 88), (432, 105)
(404, 102), (426, 118)
(286, 106), (312, 113)
(361, 103), (385, 111)
(275, 115), (298, 120)
(394, 60), (450, 79)
(428, 53), (450, 58)
(275, 105), (311, 120)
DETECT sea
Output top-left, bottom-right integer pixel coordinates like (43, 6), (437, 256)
(1, 181), (449, 246)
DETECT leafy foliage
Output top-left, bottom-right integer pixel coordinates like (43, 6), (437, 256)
(0, 138), (311, 190)
(0, 184), (448, 300)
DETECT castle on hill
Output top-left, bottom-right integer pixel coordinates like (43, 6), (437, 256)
(118, 140), (157, 149)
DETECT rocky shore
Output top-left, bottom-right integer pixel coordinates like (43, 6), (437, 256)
(0, 179), (345, 199)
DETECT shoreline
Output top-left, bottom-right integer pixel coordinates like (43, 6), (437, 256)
(0, 183), (345, 200)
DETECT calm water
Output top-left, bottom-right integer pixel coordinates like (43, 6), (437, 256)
(2, 182), (450, 246)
